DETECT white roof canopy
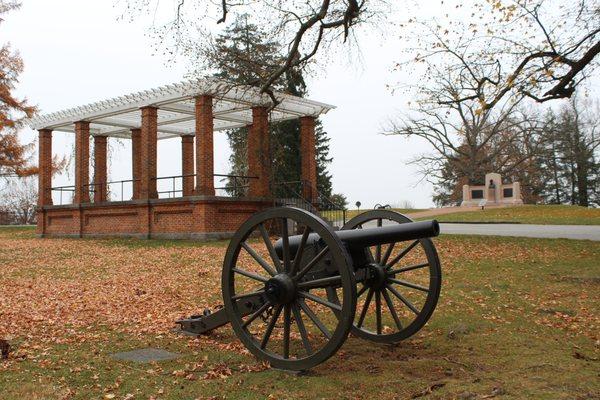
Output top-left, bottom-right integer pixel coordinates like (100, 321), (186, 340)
(28, 78), (335, 140)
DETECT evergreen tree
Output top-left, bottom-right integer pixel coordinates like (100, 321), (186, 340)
(200, 15), (334, 198)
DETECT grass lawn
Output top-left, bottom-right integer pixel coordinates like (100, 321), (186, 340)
(322, 208), (425, 222)
(421, 204), (600, 225)
(0, 226), (598, 399)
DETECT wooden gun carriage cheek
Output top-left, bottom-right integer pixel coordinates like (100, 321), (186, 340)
(177, 207), (442, 371)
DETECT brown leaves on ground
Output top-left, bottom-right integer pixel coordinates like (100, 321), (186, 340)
(0, 231), (598, 376)
(0, 237), (224, 344)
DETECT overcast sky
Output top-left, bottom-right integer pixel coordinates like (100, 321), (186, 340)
(5, 1), (596, 209)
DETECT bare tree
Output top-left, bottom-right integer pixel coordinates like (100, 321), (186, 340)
(0, 177), (37, 224)
(123, 0), (389, 104)
(400, 0), (600, 112)
(387, 49), (547, 187)
(124, 1), (600, 108)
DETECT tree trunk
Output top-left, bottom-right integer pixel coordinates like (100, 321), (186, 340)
(576, 159), (589, 207)
(551, 142), (562, 204)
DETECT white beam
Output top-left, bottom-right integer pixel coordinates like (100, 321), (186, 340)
(27, 78), (335, 130)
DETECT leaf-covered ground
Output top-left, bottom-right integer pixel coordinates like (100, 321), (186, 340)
(0, 226), (598, 399)
(420, 204), (600, 225)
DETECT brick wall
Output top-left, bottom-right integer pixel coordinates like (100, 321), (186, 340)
(93, 135), (108, 202)
(300, 116), (317, 201)
(38, 129), (53, 207)
(181, 135), (195, 196)
(140, 107), (158, 199)
(38, 197), (271, 240)
(74, 121), (90, 204)
(195, 95), (215, 195)
(248, 107), (271, 197)
(131, 128), (142, 199)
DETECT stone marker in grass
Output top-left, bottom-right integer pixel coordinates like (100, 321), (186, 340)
(111, 348), (180, 363)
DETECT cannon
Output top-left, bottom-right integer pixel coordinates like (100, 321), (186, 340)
(177, 207), (442, 371)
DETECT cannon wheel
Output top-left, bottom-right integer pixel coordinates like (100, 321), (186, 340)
(335, 210), (442, 344)
(222, 207), (356, 371)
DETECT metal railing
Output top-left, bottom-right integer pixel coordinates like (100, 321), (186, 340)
(273, 180), (347, 228)
(214, 173), (259, 197)
(85, 179), (139, 203)
(153, 173), (259, 199)
(50, 173), (261, 205)
(50, 185), (75, 205)
(153, 174), (196, 199)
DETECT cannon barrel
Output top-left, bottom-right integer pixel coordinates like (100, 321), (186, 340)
(335, 219), (439, 248)
(278, 219), (439, 255)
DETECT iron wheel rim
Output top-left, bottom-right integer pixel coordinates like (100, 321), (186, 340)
(337, 209), (442, 344)
(222, 207), (357, 371)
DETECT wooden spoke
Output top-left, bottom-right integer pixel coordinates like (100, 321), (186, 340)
(386, 240), (420, 268)
(357, 284), (368, 298)
(356, 289), (374, 328)
(375, 218), (383, 263)
(299, 291), (342, 312)
(294, 246), (329, 281)
(389, 278), (430, 293)
(259, 223), (283, 273)
(232, 268), (269, 283)
(242, 301), (271, 328)
(283, 305), (291, 359)
(261, 304), (283, 349)
(381, 242), (396, 266)
(298, 300), (332, 339)
(388, 262), (429, 275)
(375, 290), (382, 335)
(290, 227), (311, 276)
(292, 303), (313, 355)
(297, 275), (342, 290)
(280, 218), (291, 273)
(386, 284), (420, 315)
(231, 289), (264, 301)
(382, 288), (403, 331)
(241, 242), (277, 276)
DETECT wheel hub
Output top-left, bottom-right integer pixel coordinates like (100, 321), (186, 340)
(264, 274), (297, 305)
(365, 263), (388, 291)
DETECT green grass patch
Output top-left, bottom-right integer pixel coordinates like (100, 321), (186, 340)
(422, 204), (600, 225)
(322, 208), (425, 222)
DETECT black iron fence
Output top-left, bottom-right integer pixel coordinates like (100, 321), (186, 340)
(50, 185), (75, 205)
(273, 180), (347, 228)
(153, 174), (196, 199)
(49, 174), (260, 205)
(214, 174), (259, 197)
(85, 179), (139, 203)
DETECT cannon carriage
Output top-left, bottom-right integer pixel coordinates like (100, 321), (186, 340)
(177, 207), (442, 371)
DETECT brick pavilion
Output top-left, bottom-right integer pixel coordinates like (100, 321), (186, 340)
(29, 79), (335, 239)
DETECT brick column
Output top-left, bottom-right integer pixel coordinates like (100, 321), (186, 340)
(38, 129), (53, 206)
(74, 121), (90, 204)
(140, 107), (158, 200)
(93, 135), (108, 202)
(131, 128), (141, 199)
(248, 107), (271, 198)
(181, 135), (195, 196)
(300, 116), (317, 202)
(195, 95), (214, 195)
